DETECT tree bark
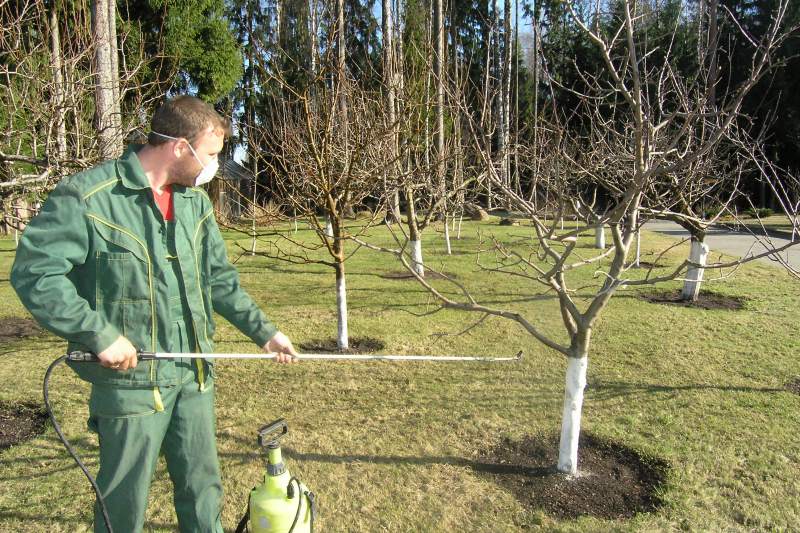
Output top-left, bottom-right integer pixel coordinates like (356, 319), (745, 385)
(49, 5), (67, 161)
(383, 0), (400, 223)
(108, 0), (121, 137)
(501, 0), (512, 192)
(435, 0), (450, 255)
(92, 0), (121, 158)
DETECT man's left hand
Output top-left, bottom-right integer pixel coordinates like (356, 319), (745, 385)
(263, 331), (298, 363)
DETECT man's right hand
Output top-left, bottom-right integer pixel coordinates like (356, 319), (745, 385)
(97, 336), (138, 371)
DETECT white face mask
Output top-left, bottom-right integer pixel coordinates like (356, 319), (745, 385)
(152, 131), (220, 186)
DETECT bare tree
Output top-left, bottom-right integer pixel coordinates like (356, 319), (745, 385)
(362, 0), (798, 476)
(1, 1), (163, 231)
(254, 62), (394, 350)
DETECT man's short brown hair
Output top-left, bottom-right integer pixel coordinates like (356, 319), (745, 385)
(148, 95), (231, 146)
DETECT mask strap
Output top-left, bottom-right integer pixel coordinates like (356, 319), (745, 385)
(151, 132), (202, 162)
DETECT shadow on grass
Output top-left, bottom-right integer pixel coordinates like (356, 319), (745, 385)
(0, 337), (65, 356)
(587, 379), (786, 400)
(235, 264), (379, 278)
(281, 447), (553, 477)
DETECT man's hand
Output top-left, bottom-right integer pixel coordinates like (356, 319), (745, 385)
(97, 336), (138, 371)
(263, 331), (298, 363)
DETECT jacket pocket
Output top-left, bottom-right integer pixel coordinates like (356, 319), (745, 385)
(95, 250), (150, 303)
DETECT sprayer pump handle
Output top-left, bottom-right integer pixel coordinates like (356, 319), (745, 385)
(66, 350), (157, 362)
(258, 418), (288, 447)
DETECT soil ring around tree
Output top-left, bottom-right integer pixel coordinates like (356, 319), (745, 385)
(785, 378), (800, 396)
(0, 317), (42, 344)
(298, 336), (386, 355)
(476, 433), (669, 520)
(639, 289), (746, 311)
(380, 270), (457, 281)
(0, 401), (48, 452)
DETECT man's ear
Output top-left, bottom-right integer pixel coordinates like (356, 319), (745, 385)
(171, 139), (188, 159)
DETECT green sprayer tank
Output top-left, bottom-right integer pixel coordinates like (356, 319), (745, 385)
(237, 419), (315, 533)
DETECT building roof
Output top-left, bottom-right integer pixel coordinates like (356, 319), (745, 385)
(218, 155), (254, 182)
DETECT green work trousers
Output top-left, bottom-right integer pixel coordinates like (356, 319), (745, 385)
(88, 315), (222, 533)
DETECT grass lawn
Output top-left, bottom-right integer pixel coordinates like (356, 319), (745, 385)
(0, 219), (798, 532)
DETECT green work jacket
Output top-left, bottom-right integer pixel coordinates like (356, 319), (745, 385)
(11, 145), (277, 388)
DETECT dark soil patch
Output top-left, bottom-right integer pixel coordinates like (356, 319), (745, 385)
(380, 270), (456, 280)
(0, 317), (41, 344)
(298, 336), (386, 354)
(639, 289), (746, 310)
(0, 402), (47, 451)
(785, 378), (800, 396)
(477, 433), (668, 520)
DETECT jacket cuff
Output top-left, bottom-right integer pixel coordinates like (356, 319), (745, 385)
(250, 322), (279, 348)
(84, 323), (120, 355)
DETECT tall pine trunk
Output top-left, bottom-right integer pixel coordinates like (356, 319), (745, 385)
(434, 0), (450, 255)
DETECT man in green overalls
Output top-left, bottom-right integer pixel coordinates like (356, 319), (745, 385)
(10, 96), (297, 532)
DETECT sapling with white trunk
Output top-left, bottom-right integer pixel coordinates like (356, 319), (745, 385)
(252, 54), (392, 351)
(594, 224), (605, 249)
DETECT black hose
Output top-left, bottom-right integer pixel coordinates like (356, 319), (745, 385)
(234, 497), (250, 533)
(43, 355), (114, 533)
(287, 476), (315, 533)
(288, 477), (303, 532)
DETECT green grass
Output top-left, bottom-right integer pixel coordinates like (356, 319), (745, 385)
(0, 220), (798, 532)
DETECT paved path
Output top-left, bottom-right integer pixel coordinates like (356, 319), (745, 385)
(644, 220), (800, 271)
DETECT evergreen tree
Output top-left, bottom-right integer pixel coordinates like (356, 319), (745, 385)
(120, 0), (242, 102)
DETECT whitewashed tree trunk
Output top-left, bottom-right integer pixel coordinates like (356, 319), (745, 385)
(456, 215), (463, 240)
(682, 237), (709, 301)
(325, 218), (334, 238)
(410, 240), (424, 277)
(336, 263), (348, 350)
(594, 224), (605, 249)
(250, 178), (257, 255)
(634, 229), (641, 267)
(557, 355), (588, 475)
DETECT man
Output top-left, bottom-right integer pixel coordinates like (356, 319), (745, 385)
(11, 95), (296, 532)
